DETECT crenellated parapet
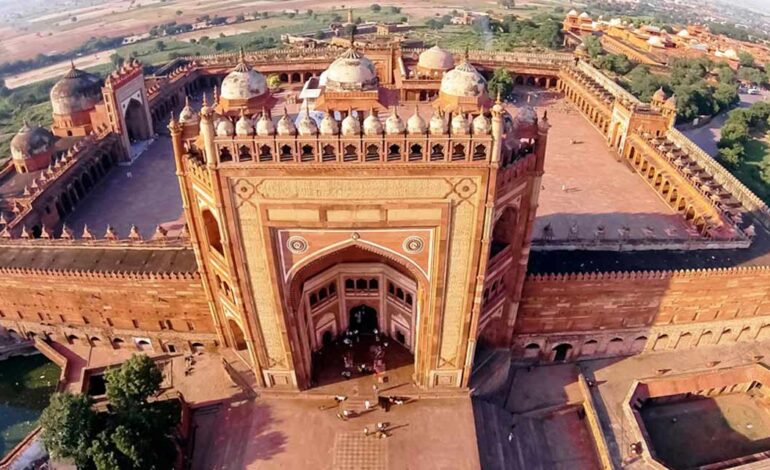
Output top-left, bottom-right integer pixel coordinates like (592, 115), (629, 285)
(103, 58), (145, 91)
(0, 221), (189, 245)
(527, 264), (770, 282)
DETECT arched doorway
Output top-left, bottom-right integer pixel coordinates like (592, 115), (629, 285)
(228, 319), (248, 351)
(349, 305), (378, 334)
(124, 98), (151, 142)
(553, 343), (572, 362)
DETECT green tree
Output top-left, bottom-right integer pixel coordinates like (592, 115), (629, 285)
(175, 9), (182, 15)
(40, 355), (178, 470)
(105, 354), (163, 410)
(624, 65), (667, 102)
(155, 40), (166, 52)
(738, 66), (764, 84)
(718, 144), (744, 168)
(583, 35), (603, 59)
(716, 65), (737, 84)
(713, 83), (739, 112)
(39, 393), (96, 468)
(738, 51), (756, 68)
(488, 68), (514, 99)
(370, 4), (381, 12)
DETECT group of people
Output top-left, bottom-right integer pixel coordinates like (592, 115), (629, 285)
(339, 328), (389, 381)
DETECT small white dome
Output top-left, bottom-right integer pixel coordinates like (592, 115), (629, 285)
(363, 111), (383, 135)
(235, 111), (254, 136)
(216, 117), (234, 137)
(439, 61), (487, 98)
(472, 113), (490, 135)
(418, 46), (455, 71)
(567, 9), (578, 16)
(407, 108), (427, 135)
(220, 54), (268, 101)
(320, 113), (339, 135)
(179, 97), (199, 126)
(451, 113), (470, 135)
(256, 113), (275, 136)
(341, 113), (361, 136)
(277, 111), (296, 135)
(677, 29), (690, 37)
(297, 113), (318, 135)
(579, 11), (590, 19)
(385, 110), (405, 134)
(647, 36), (664, 47)
(429, 111), (447, 135)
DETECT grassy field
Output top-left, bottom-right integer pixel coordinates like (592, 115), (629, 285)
(0, 353), (60, 458)
(735, 134), (770, 204)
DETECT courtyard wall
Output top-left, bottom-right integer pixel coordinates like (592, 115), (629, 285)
(513, 267), (770, 360)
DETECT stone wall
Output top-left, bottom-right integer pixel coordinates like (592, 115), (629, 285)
(0, 270), (216, 352)
(513, 268), (770, 360)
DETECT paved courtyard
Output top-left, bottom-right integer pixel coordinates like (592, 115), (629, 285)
(525, 90), (693, 245)
(191, 396), (479, 470)
(642, 393), (770, 469)
(64, 136), (184, 238)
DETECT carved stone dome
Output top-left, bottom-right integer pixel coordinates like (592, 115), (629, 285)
(179, 98), (199, 126)
(418, 46), (455, 71)
(215, 117), (234, 136)
(472, 113), (491, 135)
(256, 113), (275, 136)
(324, 48), (379, 92)
(407, 108), (427, 135)
(439, 60), (487, 98)
(297, 113), (318, 136)
(220, 55), (268, 101)
(235, 111), (254, 136)
(277, 112), (296, 135)
(320, 113), (339, 135)
(652, 87), (667, 102)
(363, 111), (383, 135)
(451, 113), (470, 135)
(341, 113), (361, 136)
(429, 111), (447, 134)
(10, 122), (56, 160)
(385, 110), (405, 135)
(50, 64), (103, 115)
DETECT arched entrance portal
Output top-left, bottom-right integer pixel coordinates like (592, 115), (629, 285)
(349, 305), (378, 334)
(288, 244), (423, 389)
(124, 98), (151, 142)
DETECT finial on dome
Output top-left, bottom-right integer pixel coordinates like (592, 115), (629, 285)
(239, 46), (246, 63)
(185, 95), (190, 107)
(213, 85), (219, 104)
(201, 93), (209, 107)
(496, 90), (502, 105)
(70, 59), (76, 69)
(464, 46), (470, 61)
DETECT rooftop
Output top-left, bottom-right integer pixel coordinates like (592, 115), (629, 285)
(0, 244), (197, 274)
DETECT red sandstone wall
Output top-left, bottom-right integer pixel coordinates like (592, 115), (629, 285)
(0, 272), (214, 336)
(516, 268), (770, 334)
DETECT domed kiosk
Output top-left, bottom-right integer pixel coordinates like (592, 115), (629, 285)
(315, 45), (384, 113)
(416, 45), (455, 77)
(10, 122), (57, 173)
(50, 62), (104, 137)
(216, 49), (275, 116)
(432, 52), (492, 113)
